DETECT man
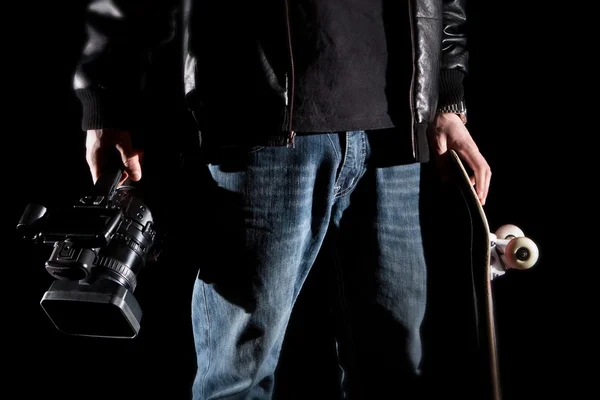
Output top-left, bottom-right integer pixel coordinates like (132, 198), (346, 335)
(76, 0), (491, 399)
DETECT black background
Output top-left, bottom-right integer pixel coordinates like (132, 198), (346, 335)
(6, 2), (578, 400)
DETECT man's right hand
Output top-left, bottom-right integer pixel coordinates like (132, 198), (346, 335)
(85, 129), (144, 186)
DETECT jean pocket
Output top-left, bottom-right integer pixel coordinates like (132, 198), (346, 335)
(245, 145), (265, 153)
(206, 144), (266, 166)
(217, 144), (265, 153)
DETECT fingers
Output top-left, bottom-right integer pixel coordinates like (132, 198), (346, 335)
(462, 151), (491, 205)
(117, 145), (144, 183)
(86, 130), (144, 186)
(476, 163), (491, 206)
(428, 115), (492, 206)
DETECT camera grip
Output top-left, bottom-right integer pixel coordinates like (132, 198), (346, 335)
(94, 167), (123, 198)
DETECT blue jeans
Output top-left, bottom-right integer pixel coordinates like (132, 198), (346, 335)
(191, 130), (428, 399)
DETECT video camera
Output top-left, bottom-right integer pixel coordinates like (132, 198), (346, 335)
(17, 167), (158, 339)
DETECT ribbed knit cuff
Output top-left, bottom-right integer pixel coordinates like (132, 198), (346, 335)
(75, 88), (140, 131)
(438, 69), (466, 110)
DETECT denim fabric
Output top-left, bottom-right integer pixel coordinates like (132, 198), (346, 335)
(191, 130), (427, 400)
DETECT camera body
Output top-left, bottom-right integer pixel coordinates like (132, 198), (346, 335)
(17, 169), (157, 339)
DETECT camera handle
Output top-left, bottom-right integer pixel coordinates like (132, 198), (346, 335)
(84, 148), (125, 206)
(95, 167), (123, 198)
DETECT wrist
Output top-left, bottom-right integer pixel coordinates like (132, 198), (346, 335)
(437, 101), (467, 124)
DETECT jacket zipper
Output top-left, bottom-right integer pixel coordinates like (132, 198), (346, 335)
(283, 0), (296, 148)
(407, 0), (416, 159)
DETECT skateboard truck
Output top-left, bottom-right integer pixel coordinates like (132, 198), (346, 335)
(489, 224), (539, 280)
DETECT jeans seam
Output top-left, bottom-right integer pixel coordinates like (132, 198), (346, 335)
(335, 131), (366, 199)
(333, 132), (349, 196)
(200, 282), (211, 399)
(360, 130), (367, 167)
(326, 133), (341, 162)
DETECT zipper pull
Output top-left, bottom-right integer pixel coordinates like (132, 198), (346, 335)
(286, 130), (296, 148)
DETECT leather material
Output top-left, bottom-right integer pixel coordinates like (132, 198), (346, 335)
(74, 0), (469, 162)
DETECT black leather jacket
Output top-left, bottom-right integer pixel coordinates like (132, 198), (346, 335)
(74, 0), (468, 163)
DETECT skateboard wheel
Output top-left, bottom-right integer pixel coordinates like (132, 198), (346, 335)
(504, 237), (539, 270)
(495, 224), (525, 240)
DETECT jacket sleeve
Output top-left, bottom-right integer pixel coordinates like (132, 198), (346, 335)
(438, 0), (469, 110)
(74, 0), (179, 131)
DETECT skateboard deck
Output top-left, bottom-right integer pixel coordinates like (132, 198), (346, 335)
(447, 149), (539, 400)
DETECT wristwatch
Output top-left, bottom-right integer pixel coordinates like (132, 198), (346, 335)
(437, 101), (467, 124)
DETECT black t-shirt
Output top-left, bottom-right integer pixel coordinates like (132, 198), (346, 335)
(289, 0), (411, 133)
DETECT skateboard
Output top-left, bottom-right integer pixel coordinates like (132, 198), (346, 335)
(447, 149), (539, 400)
